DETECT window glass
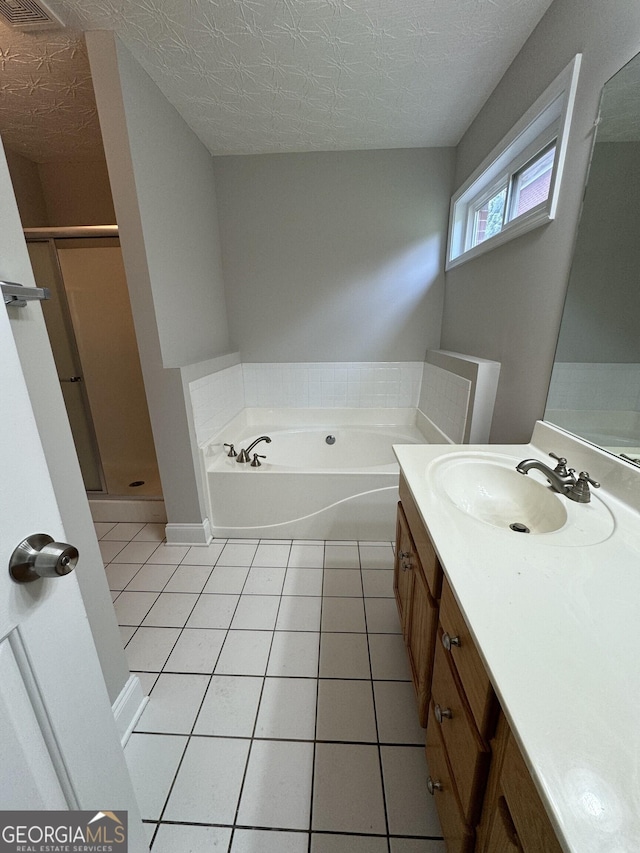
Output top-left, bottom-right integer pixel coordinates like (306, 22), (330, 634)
(511, 143), (556, 219)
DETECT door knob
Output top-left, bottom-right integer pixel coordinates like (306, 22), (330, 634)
(9, 534), (78, 584)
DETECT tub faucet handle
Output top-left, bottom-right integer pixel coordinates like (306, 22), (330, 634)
(250, 453), (266, 467)
(224, 443), (237, 458)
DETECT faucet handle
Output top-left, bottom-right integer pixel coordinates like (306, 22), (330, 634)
(567, 471), (600, 503)
(549, 452), (570, 475)
(224, 443), (237, 458)
(250, 453), (266, 468)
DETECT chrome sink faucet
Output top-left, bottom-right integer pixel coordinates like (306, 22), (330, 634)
(515, 452), (601, 503)
(237, 435), (271, 463)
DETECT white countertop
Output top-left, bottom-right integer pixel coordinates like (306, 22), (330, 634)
(394, 421), (640, 853)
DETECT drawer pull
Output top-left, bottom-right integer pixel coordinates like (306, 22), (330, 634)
(427, 776), (443, 795)
(442, 632), (461, 651)
(434, 703), (452, 723)
(399, 551), (411, 559)
(402, 560), (412, 572)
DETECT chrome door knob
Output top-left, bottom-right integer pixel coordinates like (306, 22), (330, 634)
(9, 533), (79, 584)
(427, 776), (443, 795)
(435, 704), (453, 723)
(442, 632), (461, 651)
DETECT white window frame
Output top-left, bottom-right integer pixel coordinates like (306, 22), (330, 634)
(446, 54), (581, 270)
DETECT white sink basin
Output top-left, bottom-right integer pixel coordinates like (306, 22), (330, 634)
(428, 451), (615, 546)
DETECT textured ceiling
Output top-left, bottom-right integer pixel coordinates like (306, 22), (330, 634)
(0, 0), (555, 162)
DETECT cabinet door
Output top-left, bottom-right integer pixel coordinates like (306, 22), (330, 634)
(407, 559), (438, 727)
(483, 795), (524, 853)
(394, 503), (415, 639)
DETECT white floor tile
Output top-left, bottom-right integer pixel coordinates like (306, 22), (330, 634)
(312, 743), (386, 834)
(368, 634), (412, 681)
(311, 834), (388, 853)
(231, 595), (280, 630)
(123, 733), (187, 820)
(359, 544), (395, 570)
(142, 592), (199, 628)
(153, 824), (232, 853)
(323, 569), (363, 597)
(324, 545), (360, 569)
(132, 671), (158, 696)
(374, 681), (425, 744)
(125, 564), (177, 592)
(102, 521), (146, 541)
(125, 627), (181, 672)
(288, 544), (325, 568)
(164, 564), (212, 593)
(321, 597), (366, 632)
(237, 740), (313, 830)
(254, 677), (317, 740)
(111, 541), (159, 564)
(217, 543), (258, 566)
(163, 628), (226, 673)
(232, 828), (307, 853)
(316, 680), (377, 742)
(132, 522), (166, 542)
(243, 566), (286, 595)
(164, 736), (250, 824)
(135, 672), (209, 734)
(365, 598), (402, 633)
(194, 675), (263, 737)
(105, 563), (143, 591)
(267, 631), (319, 678)
(119, 626), (136, 647)
(94, 521), (117, 539)
(283, 568), (324, 596)
(259, 539), (292, 545)
(99, 540), (127, 563)
(215, 630), (273, 676)
(319, 633), (370, 679)
(181, 542), (226, 565)
(203, 565), (250, 594)
(186, 593), (239, 629)
(147, 544), (190, 565)
(362, 569), (394, 597)
(381, 745), (443, 836)
(110, 591), (120, 603)
(390, 840), (446, 853)
(276, 596), (321, 631)
(113, 591), (159, 626)
(252, 543), (291, 567)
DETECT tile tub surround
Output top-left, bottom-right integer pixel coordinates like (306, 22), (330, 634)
(98, 522), (445, 852)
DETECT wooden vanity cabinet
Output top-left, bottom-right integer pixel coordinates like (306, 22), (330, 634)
(395, 489), (563, 853)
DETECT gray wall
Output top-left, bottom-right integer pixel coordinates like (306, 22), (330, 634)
(556, 141), (640, 363)
(1, 138), (130, 706)
(213, 149), (454, 362)
(442, 0), (640, 442)
(87, 31), (227, 528)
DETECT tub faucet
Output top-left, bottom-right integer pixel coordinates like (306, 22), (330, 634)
(237, 435), (272, 463)
(515, 452), (576, 495)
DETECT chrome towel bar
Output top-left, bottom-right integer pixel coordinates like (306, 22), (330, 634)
(2, 281), (51, 307)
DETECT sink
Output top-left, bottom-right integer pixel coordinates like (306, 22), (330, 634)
(428, 451), (615, 545)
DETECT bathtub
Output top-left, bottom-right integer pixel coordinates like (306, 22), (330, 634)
(203, 410), (429, 540)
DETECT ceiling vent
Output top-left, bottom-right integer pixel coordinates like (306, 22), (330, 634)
(0, 0), (66, 30)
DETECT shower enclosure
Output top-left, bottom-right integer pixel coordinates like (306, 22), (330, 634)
(26, 228), (162, 499)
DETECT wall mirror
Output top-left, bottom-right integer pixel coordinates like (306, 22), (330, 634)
(545, 50), (640, 463)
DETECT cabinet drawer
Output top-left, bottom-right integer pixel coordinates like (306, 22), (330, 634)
(431, 639), (490, 823)
(425, 702), (474, 853)
(399, 476), (442, 599)
(439, 578), (496, 738)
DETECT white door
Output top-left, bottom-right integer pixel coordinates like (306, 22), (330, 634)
(0, 303), (148, 851)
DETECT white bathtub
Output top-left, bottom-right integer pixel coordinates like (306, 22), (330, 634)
(203, 411), (428, 540)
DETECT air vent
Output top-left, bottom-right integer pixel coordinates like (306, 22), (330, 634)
(0, 0), (66, 31)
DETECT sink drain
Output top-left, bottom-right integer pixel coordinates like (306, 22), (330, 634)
(509, 522), (530, 534)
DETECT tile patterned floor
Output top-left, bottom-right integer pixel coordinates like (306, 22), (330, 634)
(98, 522), (445, 853)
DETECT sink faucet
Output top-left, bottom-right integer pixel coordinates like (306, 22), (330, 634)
(237, 435), (271, 463)
(515, 452), (600, 503)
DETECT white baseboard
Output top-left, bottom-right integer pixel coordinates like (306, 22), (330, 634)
(112, 675), (148, 747)
(164, 517), (213, 545)
(89, 498), (167, 523)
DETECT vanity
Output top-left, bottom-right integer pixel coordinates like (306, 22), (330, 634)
(393, 421), (640, 852)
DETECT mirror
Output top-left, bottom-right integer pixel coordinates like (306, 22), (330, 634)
(545, 51), (640, 463)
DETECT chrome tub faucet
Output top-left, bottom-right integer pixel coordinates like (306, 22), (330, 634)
(237, 435), (272, 463)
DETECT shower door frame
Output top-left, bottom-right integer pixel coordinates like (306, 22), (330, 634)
(25, 226), (119, 496)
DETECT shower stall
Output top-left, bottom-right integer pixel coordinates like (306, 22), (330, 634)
(26, 228), (162, 500)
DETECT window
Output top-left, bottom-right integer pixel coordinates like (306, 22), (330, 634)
(447, 55), (581, 269)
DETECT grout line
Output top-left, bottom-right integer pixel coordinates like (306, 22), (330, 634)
(306, 542), (326, 853)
